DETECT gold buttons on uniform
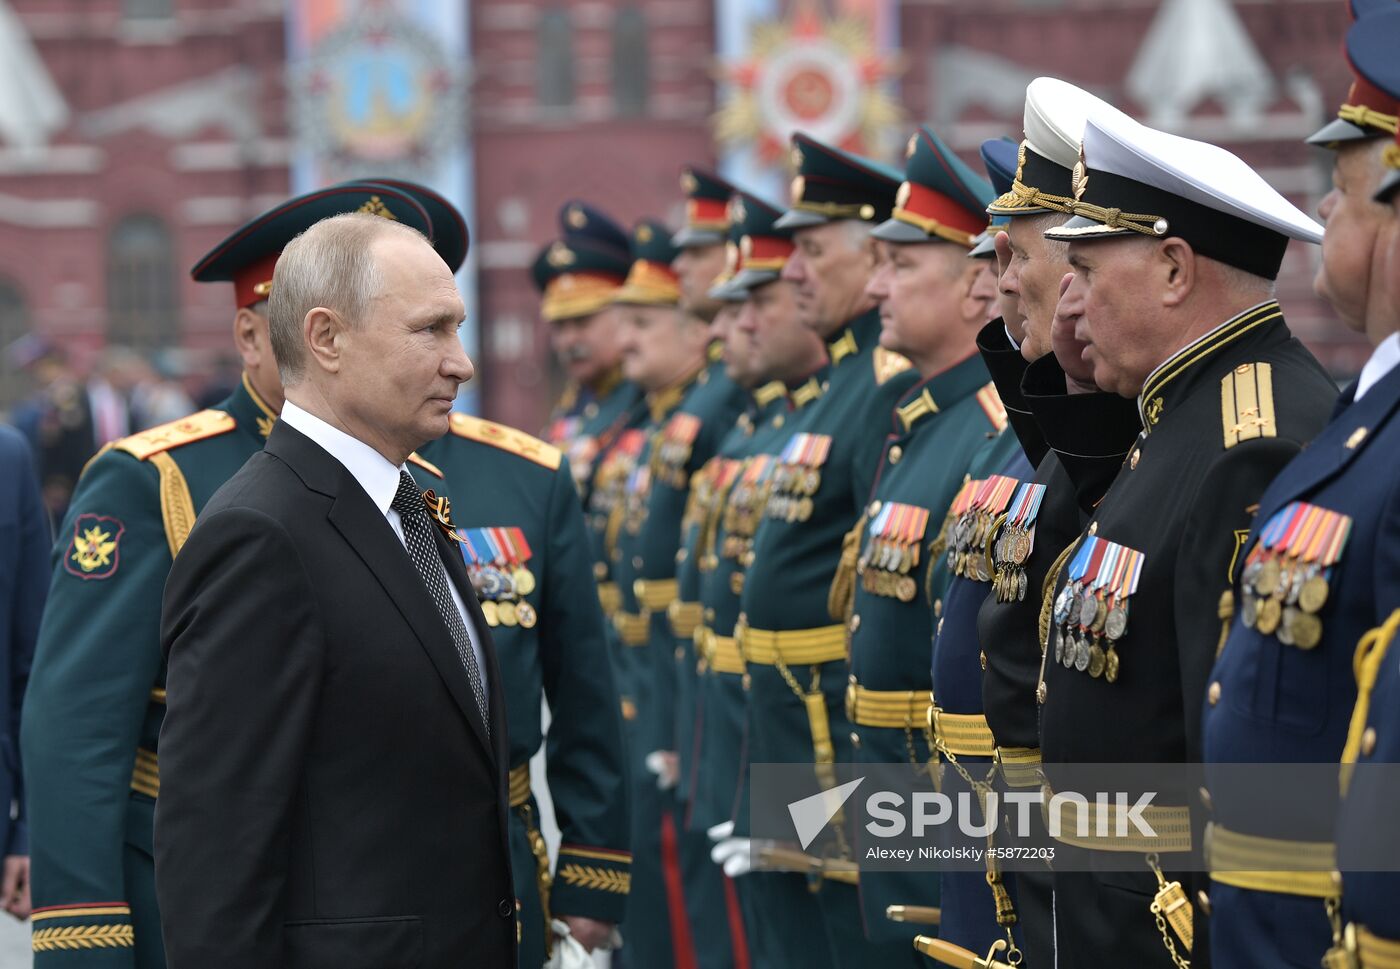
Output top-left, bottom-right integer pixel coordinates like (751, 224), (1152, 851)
(1130, 449), (1141, 470)
(849, 614), (861, 633)
(850, 731), (862, 749)
(889, 445), (903, 465)
(1088, 522), (1099, 536)
(1196, 891), (1212, 916)
(676, 548), (688, 563)
(869, 500), (882, 516)
(1362, 727), (1377, 757)
(934, 599), (943, 618)
(1208, 682), (1222, 705)
(593, 562), (607, 580)
(773, 414), (785, 429)
(705, 607), (716, 622)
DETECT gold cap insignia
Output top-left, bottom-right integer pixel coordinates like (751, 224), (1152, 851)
(896, 182), (912, 209)
(637, 224), (654, 243)
(791, 145), (805, 171)
(1014, 142), (1027, 183)
(728, 196), (747, 224)
(906, 133), (919, 160)
(1072, 145), (1090, 202)
(680, 171), (699, 194)
(859, 204), (875, 220)
(791, 175), (806, 206)
(547, 242), (577, 267)
(357, 195), (399, 221)
(567, 205), (588, 229)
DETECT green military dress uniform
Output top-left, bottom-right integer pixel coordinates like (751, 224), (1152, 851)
(21, 184), (437, 968)
(417, 416), (631, 969)
(608, 221), (747, 969)
(1036, 113), (1337, 968)
(736, 133), (918, 968)
(836, 126), (1006, 957)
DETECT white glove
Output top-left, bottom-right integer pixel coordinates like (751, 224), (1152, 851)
(543, 920), (595, 969)
(644, 750), (679, 790)
(709, 836), (754, 878)
(707, 820), (735, 843)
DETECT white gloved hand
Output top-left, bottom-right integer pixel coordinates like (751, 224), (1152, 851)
(644, 750), (680, 790)
(543, 919), (595, 969)
(706, 820), (735, 843)
(710, 836), (754, 878)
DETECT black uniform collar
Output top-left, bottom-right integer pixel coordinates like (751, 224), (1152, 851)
(976, 318), (1045, 466)
(825, 307), (882, 369)
(1138, 300), (1283, 434)
(221, 373), (281, 443)
(892, 351), (990, 434)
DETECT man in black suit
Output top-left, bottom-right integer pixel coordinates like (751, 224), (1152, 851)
(155, 211), (515, 969)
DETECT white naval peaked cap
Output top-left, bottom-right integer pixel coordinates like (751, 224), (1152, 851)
(1045, 113), (1324, 279)
(988, 77), (1134, 217)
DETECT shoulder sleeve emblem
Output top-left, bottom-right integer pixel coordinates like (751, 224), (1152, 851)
(112, 409), (236, 460)
(1220, 362), (1276, 450)
(449, 414), (563, 470)
(872, 347), (914, 386)
(407, 452), (444, 478)
(975, 382), (1008, 432)
(63, 514), (125, 580)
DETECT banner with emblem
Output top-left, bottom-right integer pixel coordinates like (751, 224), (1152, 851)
(286, 0), (478, 411)
(714, 0), (902, 199)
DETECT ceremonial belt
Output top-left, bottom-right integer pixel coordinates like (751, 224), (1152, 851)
(634, 578), (678, 612)
(1355, 925), (1400, 969)
(131, 747), (159, 799)
(613, 612), (650, 646)
(668, 600), (703, 639)
(698, 627), (745, 675)
(1042, 783), (1192, 853)
(994, 746), (1042, 788)
(509, 764), (533, 809)
(930, 707), (997, 758)
(738, 624), (846, 665)
(598, 582), (621, 617)
(1204, 823), (1337, 898)
(846, 683), (929, 729)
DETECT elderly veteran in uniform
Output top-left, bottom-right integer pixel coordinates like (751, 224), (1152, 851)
(1332, 15), (1400, 964)
(690, 192), (833, 969)
(1202, 9), (1400, 968)
(607, 220), (746, 969)
(964, 79), (1146, 969)
(733, 132), (917, 968)
(1033, 114), (1336, 968)
(537, 202), (642, 497)
(20, 184), (436, 969)
(822, 125), (1002, 964)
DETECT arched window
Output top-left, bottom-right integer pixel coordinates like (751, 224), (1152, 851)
(0, 279), (29, 415)
(612, 6), (649, 117)
(537, 8), (575, 110)
(124, 0), (173, 20)
(107, 214), (177, 351)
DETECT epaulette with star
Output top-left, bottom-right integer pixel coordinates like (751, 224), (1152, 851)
(975, 382), (1009, 432)
(873, 347), (914, 386)
(448, 413), (563, 470)
(111, 409), (237, 461)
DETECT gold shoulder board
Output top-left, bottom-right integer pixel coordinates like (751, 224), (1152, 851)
(406, 452), (444, 478)
(1220, 362), (1276, 450)
(448, 414), (563, 471)
(975, 382), (1008, 432)
(112, 409), (237, 461)
(873, 347), (914, 386)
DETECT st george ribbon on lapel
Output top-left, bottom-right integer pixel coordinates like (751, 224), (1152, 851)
(392, 470), (490, 733)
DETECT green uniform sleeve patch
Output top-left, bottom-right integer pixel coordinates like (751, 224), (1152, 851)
(62, 515), (125, 580)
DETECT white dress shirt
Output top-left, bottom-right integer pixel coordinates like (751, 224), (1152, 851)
(280, 401), (488, 697)
(1354, 332), (1400, 403)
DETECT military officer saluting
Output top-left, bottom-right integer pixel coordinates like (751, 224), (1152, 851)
(734, 133), (916, 966)
(831, 125), (1006, 962)
(536, 201), (643, 498)
(1035, 115), (1337, 967)
(608, 219), (746, 969)
(1202, 9), (1400, 968)
(968, 80), (1146, 968)
(20, 185), (436, 967)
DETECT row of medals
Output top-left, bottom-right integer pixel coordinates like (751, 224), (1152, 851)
(947, 509), (999, 582)
(1052, 582), (1129, 682)
(652, 439), (693, 490)
(1239, 555), (1327, 649)
(858, 536), (919, 602)
(472, 564), (539, 629)
(721, 477), (769, 595)
(992, 521), (1033, 603)
(766, 463), (820, 523)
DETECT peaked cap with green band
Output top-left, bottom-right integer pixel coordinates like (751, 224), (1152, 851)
(532, 200), (632, 321)
(614, 219), (682, 306)
(775, 131), (902, 230)
(672, 167), (738, 248)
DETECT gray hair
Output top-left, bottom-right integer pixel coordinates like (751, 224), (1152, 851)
(267, 212), (428, 384)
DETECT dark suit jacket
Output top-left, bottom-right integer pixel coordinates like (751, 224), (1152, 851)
(155, 420), (515, 969)
(0, 425), (46, 857)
